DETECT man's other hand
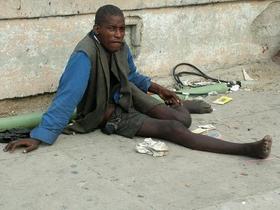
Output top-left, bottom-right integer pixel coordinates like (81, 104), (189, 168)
(149, 82), (182, 105)
(159, 88), (181, 105)
(3, 138), (41, 154)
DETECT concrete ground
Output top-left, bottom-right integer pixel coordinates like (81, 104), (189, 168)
(0, 85), (280, 210)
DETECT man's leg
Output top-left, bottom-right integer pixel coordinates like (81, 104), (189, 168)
(171, 100), (213, 114)
(146, 104), (192, 128)
(136, 118), (272, 159)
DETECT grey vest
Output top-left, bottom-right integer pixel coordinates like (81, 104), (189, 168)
(65, 32), (133, 133)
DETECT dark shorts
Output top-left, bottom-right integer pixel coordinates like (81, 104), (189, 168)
(102, 106), (147, 138)
(102, 89), (163, 138)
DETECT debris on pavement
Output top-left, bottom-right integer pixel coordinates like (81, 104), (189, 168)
(212, 96), (233, 105)
(186, 80), (217, 87)
(208, 91), (218, 96)
(204, 130), (222, 139)
(243, 88), (251, 91)
(230, 84), (240, 92)
(136, 138), (168, 157)
(192, 124), (216, 134)
(0, 128), (31, 143)
(192, 124), (222, 139)
(242, 68), (254, 81)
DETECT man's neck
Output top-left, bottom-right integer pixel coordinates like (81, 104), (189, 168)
(90, 30), (112, 65)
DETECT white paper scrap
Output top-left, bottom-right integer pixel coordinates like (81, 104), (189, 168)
(230, 84), (240, 91)
(136, 138), (168, 157)
(242, 68), (254, 81)
(192, 124), (216, 134)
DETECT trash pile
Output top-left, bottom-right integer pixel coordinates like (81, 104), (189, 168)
(136, 138), (168, 157)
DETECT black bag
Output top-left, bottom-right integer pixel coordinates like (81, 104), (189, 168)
(0, 128), (31, 143)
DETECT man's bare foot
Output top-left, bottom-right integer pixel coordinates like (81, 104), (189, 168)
(182, 100), (213, 114)
(250, 135), (272, 159)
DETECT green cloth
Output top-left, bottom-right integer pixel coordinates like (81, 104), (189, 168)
(177, 83), (229, 95)
(151, 83), (229, 103)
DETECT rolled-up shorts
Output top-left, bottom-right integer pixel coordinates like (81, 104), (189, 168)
(102, 106), (147, 138)
(103, 84), (163, 138)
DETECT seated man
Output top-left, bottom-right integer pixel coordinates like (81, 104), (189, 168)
(4, 4), (272, 159)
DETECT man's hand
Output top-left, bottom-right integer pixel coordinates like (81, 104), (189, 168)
(3, 138), (41, 154)
(148, 82), (181, 105)
(158, 88), (181, 105)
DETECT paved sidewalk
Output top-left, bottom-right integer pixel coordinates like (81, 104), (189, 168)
(0, 89), (279, 210)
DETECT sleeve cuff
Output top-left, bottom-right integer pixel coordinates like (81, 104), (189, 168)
(30, 127), (60, 145)
(144, 78), (152, 93)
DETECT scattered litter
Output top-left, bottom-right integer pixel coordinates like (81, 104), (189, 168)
(199, 124), (216, 130)
(242, 68), (254, 81)
(77, 181), (87, 188)
(192, 127), (208, 134)
(192, 124), (222, 139)
(230, 84), (240, 92)
(182, 80), (189, 86)
(213, 96), (233, 105)
(187, 81), (217, 87)
(185, 184), (191, 187)
(242, 201), (246, 205)
(205, 130), (222, 139)
(208, 91), (218, 96)
(192, 124), (216, 134)
(136, 138), (168, 157)
(193, 96), (204, 100)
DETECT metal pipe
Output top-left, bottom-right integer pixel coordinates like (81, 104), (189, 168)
(0, 112), (43, 132)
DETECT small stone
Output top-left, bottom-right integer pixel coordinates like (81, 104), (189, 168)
(240, 173), (248, 176)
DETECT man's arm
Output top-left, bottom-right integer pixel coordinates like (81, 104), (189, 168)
(148, 82), (181, 105)
(127, 49), (181, 105)
(3, 51), (91, 153)
(127, 49), (151, 92)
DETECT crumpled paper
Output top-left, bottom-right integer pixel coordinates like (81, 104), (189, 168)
(136, 138), (168, 157)
(192, 124), (216, 134)
(192, 124), (222, 139)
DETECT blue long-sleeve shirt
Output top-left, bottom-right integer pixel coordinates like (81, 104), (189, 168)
(30, 49), (151, 144)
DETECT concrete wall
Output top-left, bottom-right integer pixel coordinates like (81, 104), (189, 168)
(0, 0), (279, 100)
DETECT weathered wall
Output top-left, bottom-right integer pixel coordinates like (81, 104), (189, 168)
(0, 0), (279, 99)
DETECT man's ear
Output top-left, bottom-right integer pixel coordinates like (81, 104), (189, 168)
(93, 25), (100, 35)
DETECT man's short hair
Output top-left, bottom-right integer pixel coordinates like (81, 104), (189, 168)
(95, 5), (124, 26)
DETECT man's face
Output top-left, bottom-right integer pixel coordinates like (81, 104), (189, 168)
(95, 15), (125, 53)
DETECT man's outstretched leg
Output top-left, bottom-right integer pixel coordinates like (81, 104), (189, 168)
(136, 118), (272, 159)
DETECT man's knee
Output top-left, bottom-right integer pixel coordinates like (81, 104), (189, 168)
(185, 114), (192, 128)
(176, 109), (192, 128)
(148, 104), (192, 128)
(170, 104), (192, 128)
(164, 120), (187, 135)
